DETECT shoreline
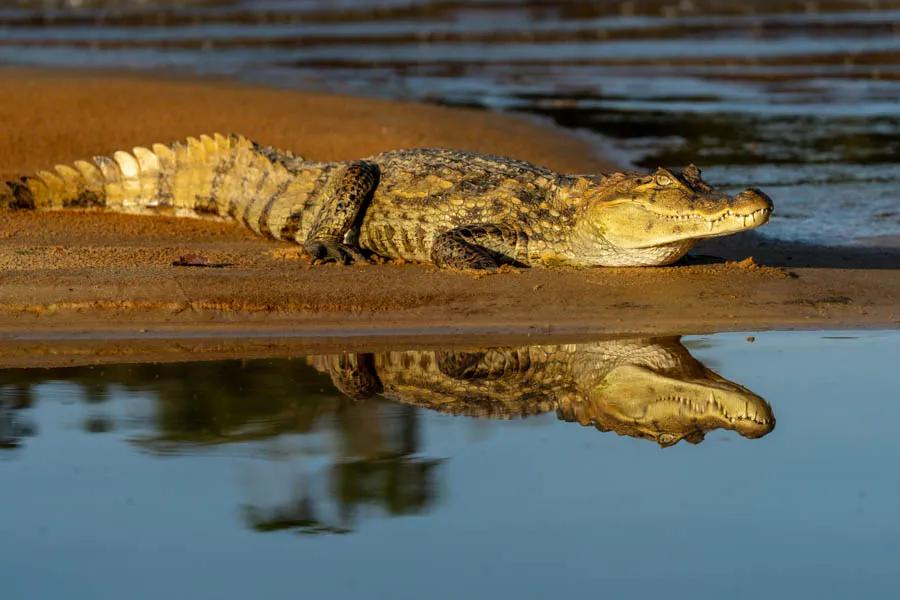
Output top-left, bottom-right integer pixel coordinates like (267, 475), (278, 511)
(0, 68), (897, 357)
(0, 327), (890, 371)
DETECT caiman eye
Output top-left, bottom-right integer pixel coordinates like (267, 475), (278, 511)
(655, 174), (672, 186)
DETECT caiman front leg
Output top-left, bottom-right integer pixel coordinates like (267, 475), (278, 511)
(322, 353), (383, 401)
(304, 161), (379, 264)
(436, 348), (532, 380)
(430, 223), (527, 270)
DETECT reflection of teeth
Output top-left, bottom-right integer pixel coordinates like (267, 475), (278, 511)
(655, 394), (771, 425)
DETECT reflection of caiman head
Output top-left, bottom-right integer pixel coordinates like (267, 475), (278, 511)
(313, 336), (775, 448)
(558, 339), (775, 447)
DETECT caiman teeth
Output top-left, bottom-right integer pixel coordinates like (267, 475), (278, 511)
(657, 207), (771, 225)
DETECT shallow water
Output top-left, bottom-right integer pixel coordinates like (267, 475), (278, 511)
(1, 0), (898, 246)
(2, 330), (899, 598)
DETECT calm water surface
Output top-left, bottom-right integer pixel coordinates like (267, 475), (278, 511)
(2, 330), (899, 598)
(0, 0), (898, 246)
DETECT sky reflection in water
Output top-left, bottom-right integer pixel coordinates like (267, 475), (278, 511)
(1, 330), (898, 599)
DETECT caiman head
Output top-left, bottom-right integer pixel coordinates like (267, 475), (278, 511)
(566, 165), (773, 266)
(560, 338), (775, 447)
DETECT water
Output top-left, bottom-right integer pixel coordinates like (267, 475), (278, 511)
(1, 330), (899, 598)
(0, 0), (898, 246)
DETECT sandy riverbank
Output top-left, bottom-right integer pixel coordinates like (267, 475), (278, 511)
(0, 68), (897, 350)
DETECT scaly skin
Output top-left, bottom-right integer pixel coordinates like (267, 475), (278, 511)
(0, 134), (774, 268)
(310, 337), (775, 447)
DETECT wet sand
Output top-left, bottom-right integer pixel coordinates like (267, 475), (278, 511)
(0, 68), (897, 348)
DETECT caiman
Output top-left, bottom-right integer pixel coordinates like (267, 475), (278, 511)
(0, 134), (773, 268)
(311, 337), (775, 446)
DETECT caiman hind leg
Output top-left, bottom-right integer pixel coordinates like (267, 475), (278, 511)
(304, 161), (379, 264)
(430, 223), (527, 270)
(1, 180), (36, 210)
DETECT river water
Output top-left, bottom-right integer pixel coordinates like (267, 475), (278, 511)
(1, 0), (898, 246)
(1, 330), (899, 598)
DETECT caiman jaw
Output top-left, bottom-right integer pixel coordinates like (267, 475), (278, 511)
(653, 204), (772, 228)
(707, 205), (772, 232)
(647, 204), (772, 240)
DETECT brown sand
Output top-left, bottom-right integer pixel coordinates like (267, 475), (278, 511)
(0, 68), (897, 351)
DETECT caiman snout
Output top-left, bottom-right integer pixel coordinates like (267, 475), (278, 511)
(696, 187), (773, 235)
(734, 187), (774, 215)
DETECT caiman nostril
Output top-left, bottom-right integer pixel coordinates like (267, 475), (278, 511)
(734, 188), (774, 212)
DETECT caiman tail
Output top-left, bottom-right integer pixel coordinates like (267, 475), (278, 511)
(0, 134), (306, 240)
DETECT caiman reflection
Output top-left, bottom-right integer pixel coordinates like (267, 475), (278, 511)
(312, 337), (775, 447)
(0, 336), (773, 534)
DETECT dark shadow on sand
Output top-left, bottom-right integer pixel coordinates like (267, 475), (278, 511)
(695, 231), (900, 270)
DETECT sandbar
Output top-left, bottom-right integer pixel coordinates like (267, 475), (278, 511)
(0, 68), (896, 358)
